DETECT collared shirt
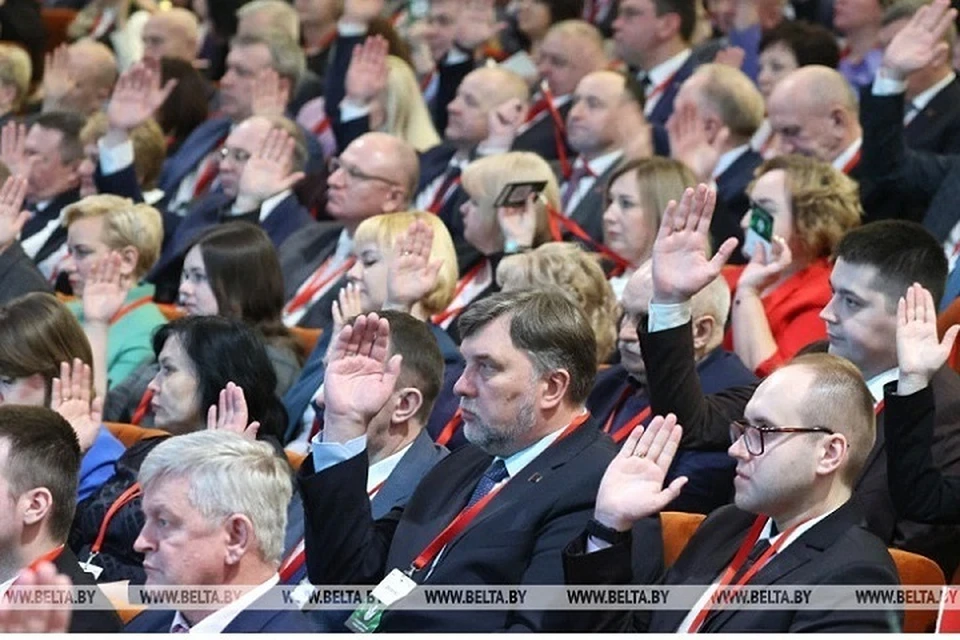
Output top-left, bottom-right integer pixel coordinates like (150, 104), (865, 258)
(866, 368), (899, 405)
(831, 138), (862, 174)
(228, 189), (292, 223)
(906, 72), (957, 125)
(640, 48), (692, 117)
(20, 199), (68, 281)
(515, 93), (572, 136)
(414, 154), (471, 212)
(169, 574), (280, 634)
(367, 442), (414, 496)
(282, 229), (354, 328)
(712, 144), (751, 180)
(563, 149), (623, 215)
(750, 120), (775, 158)
(674, 506), (840, 632)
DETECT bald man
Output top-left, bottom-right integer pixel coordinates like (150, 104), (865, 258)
(561, 70), (629, 243)
(278, 132), (420, 328)
(513, 20), (608, 163)
(141, 8), (200, 63)
(43, 40), (117, 116)
(587, 262), (757, 513)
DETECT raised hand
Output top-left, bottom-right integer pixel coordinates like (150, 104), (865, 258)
(345, 36), (389, 107)
(323, 313), (402, 442)
(593, 414), (688, 532)
(497, 192), (538, 250)
(650, 185), (738, 304)
(455, 0), (505, 51)
(0, 562), (73, 633)
(326, 283), (365, 365)
(82, 252), (130, 326)
(207, 381), (260, 440)
(737, 235), (791, 295)
(251, 67), (287, 118)
(343, 0), (385, 24)
(0, 175), (29, 253)
(42, 45), (76, 110)
(235, 126), (305, 211)
(0, 121), (33, 181)
(713, 46), (745, 69)
(667, 102), (729, 182)
(882, 0), (957, 78)
(106, 62), (177, 134)
(51, 358), (102, 454)
(897, 283), (960, 395)
(385, 218), (442, 311)
(481, 97), (526, 152)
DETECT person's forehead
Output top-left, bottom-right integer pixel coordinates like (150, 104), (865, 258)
(575, 74), (623, 100)
(461, 316), (523, 360)
(226, 120), (270, 148)
(26, 125), (64, 148)
(830, 259), (882, 295)
(228, 43), (271, 68)
(746, 365), (814, 420)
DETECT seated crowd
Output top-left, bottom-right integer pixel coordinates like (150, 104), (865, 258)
(5, 0), (960, 633)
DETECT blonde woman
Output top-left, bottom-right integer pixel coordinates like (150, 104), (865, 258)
(603, 157), (698, 299)
(727, 155), (862, 376)
(78, 112), (167, 203)
(433, 151), (559, 342)
(497, 242), (619, 365)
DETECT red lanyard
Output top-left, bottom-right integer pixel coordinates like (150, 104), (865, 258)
(19, 545), (65, 581)
(420, 70), (436, 93)
(687, 515), (803, 632)
(647, 69), (680, 104)
(427, 173), (462, 214)
(409, 413), (590, 574)
(547, 204), (632, 275)
(602, 387), (653, 443)
(435, 408), (463, 447)
(284, 257), (356, 316)
(90, 483), (143, 558)
(110, 295), (153, 324)
(131, 388), (155, 426)
(540, 84), (572, 180)
(193, 135), (229, 198)
(874, 399), (885, 416)
(429, 259), (487, 327)
(841, 149), (861, 175)
(312, 116), (331, 136)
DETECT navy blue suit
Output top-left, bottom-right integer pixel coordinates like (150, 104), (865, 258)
(712, 148), (764, 265)
(587, 347), (757, 513)
(644, 54), (698, 127)
(124, 602), (315, 633)
(512, 101), (574, 163)
(282, 323), (464, 448)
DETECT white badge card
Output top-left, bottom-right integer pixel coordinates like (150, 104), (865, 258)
(345, 568), (417, 633)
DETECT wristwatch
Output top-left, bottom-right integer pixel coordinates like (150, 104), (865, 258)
(586, 518), (631, 545)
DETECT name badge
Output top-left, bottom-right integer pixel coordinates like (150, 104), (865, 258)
(78, 560), (103, 580)
(345, 568), (416, 633)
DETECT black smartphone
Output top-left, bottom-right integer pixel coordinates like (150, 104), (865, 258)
(493, 181), (548, 208)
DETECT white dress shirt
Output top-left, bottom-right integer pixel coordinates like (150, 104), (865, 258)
(562, 149), (623, 215)
(640, 49), (692, 117)
(169, 574), (280, 634)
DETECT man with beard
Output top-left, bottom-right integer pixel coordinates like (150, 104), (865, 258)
(587, 261), (755, 512)
(296, 290), (663, 632)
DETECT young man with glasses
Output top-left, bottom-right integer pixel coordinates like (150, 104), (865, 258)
(614, 185), (960, 576)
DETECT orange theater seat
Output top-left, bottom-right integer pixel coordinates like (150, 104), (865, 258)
(888, 548), (945, 633)
(105, 422), (169, 448)
(155, 303), (185, 322)
(41, 8), (77, 53)
(660, 511), (706, 569)
(290, 326), (322, 359)
(937, 297), (960, 373)
(286, 450), (307, 471)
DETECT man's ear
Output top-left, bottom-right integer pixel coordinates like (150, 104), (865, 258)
(691, 314), (717, 351)
(20, 488), (54, 528)
(656, 12), (683, 41)
(391, 387), (424, 424)
(222, 514), (256, 566)
(538, 369), (571, 411)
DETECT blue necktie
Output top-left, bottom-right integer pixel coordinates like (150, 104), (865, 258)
(465, 459), (509, 509)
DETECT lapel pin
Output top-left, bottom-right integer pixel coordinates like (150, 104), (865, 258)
(528, 472), (543, 483)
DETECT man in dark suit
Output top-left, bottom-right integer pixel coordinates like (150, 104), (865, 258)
(612, 0), (699, 127)
(278, 132), (419, 329)
(667, 63), (765, 260)
(298, 291), (663, 632)
(563, 366), (902, 632)
(148, 115), (317, 302)
(561, 70), (628, 244)
(158, 30), (322, 217)
(589, 262), (756, 513)
(879, 0), (960, 154)
(128, 431), (313, 633)
(0, 406), (123, 633)
(634, 185), (960, 576)
(512, 20), (608, 163)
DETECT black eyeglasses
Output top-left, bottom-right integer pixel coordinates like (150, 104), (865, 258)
(328, 157), (399, 186)
(729, 420), (836, 456)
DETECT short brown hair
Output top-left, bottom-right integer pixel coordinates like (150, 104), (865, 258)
(377, 310), (445, 425)
(63, 194), (164, 278)
(458, 288), (597, 404)
(751, 155), (862, 259)
(0, 293), (93, 399)
(0, 406), (80, 541)
(81, 112), (166, 190)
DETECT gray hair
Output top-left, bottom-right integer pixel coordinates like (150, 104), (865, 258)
(883, 0), (957, 48)
(139, 431), (292, 565)
(231, 30), (305, 88)
(237, 0), (301, 41)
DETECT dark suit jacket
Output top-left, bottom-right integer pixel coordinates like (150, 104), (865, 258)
(645, 54), (698, 127)
(282, 322), (464, 446)
(565, 155), (626, 245)
(54, 546), (124, 633)
(0, 242), (50, 304)
(26, 188), (82, 269)
(639, 320), (960, 576)
(297, 418), (663, 632)
(563, 501), (902, 632)
(712, 148), (763, 264)
(512, 101), (574, 163)
(431, 52), (475, 137)
(148, 191), (317, 302)
(277, 221), (346, 328)
(904, 76), (960, 154)
(124, 597), (314, 633)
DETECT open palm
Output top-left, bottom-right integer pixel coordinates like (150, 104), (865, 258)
(882, 0), (957, 76)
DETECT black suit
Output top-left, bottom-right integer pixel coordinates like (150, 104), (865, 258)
(712, 148), (763, 264)
(905, 77), (960, 154)
(563, 501), (902, 632)
(0, 242), (50, 304)
(512, 100), (574, 163)
(24, 188), (82, 273)
(54, 546), (124, 633)
(638, 321), (960, 576)
(277, 221), (346, 328)
(297, 419), (663, 632)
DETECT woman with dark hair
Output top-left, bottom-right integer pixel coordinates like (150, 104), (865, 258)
(103, 222), (302, 425)
(157, 57), (211, 155)
(69, 314), (289, 584)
